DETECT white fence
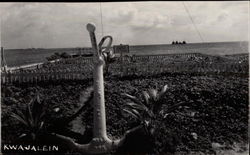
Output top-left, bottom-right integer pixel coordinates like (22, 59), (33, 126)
(1, 53), (248, 84)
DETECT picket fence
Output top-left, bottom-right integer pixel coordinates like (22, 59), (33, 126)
(1, 53), (248, 84)
(115, 62), (248, 76)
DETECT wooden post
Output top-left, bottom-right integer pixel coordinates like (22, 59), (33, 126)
(120, 50), (124, 76)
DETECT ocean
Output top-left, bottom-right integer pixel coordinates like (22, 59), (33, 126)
(2, 41), (248, 67)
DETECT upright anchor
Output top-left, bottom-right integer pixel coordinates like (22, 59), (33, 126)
(55, 23), (135, 154)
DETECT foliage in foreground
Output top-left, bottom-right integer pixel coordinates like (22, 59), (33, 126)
(10, 88), (94, 145)
(120, 85), (192, 153)
(2, 74), (248, 154)
(11, 93), (46, 142)
(123, 85), (189, 131)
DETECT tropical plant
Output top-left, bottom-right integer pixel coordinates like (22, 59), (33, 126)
(11, 87), (95, 143)
(102, 48), (116, 76)
(11, 93), (46, 141)
(122, 85), (188, 135)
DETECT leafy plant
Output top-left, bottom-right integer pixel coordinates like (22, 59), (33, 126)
(11, 93), (46, 141)
(10, 89), (94, 143)
(102, 49), (116, 76)
(122, 85), (188, 134)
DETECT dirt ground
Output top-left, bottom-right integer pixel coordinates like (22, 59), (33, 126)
(1, 73), (248, 154)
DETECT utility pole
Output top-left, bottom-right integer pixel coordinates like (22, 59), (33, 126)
(1, 47), (7, 72)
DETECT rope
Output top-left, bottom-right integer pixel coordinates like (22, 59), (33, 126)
(99, 2), (104, 37)
(182, 2), (204, 43)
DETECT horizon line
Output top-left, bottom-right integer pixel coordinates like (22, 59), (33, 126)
(3, 40), (248, 50)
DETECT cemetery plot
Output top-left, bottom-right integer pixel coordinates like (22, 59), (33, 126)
(1, 72), (248, 154)
(1, 53), (248, 84)
(1, 52), (248, 154)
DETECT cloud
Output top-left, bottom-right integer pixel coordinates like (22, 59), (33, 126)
(0, 2), (248, 49)
(102, 3), (136, 24)
(217, 12), (229, 22)
(1, 3), (100, 48)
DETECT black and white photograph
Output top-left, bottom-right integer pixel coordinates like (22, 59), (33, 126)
(0, 1), (249, 155)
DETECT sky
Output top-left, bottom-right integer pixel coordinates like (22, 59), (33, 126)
(0, 1), (249, 49)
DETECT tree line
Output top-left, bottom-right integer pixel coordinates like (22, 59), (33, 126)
(172, 41), (186, 45)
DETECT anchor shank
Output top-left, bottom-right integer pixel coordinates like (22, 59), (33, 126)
(87, 23), (108, 139)
(93, 64), (107, 138)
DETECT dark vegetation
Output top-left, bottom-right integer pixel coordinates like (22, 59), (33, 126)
(172, 41), (187, 45)
(46, 52), (71, 61)
(1, 72), (248, 154)
(46, 52), (93, 61)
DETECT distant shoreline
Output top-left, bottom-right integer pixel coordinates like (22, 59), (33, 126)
(4, 52), (249, 71)
(3, 41), (248, 51)
(2, 41), (248, 68)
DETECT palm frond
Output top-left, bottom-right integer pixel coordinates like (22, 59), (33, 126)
(142, 91), (150, 105)
(124, 102), (149, 112)
(165, 101), (188, 113)
(158, 84), (168, 98)
(11, 113), (29, 127)
(122, 93), (142, 105)
(122, 108), (141, 120)
(14, 109), (26, 120)
(18, 133), (27, 139)
(148, 89), (158, 101)
(27, 102), (35, 128)
(38, 121), (44, 131)
(32, 94), (43, 113)
(35, 94), (41, 105)
(34, 110), (45, 128)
